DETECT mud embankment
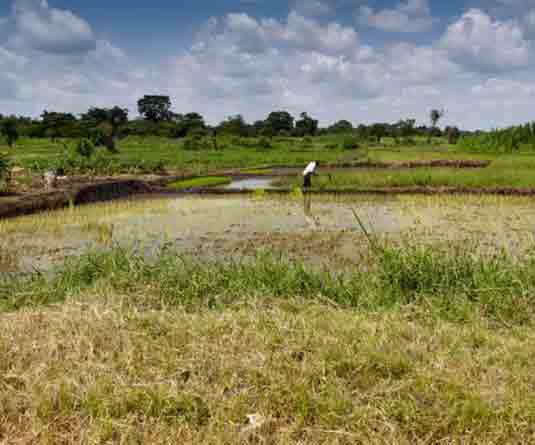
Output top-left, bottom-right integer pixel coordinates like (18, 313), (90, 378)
(0, 180), (153, 219)
(191, 186), (535, 197)
(229, 160), (491, 177)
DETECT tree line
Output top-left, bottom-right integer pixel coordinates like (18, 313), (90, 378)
(0, 95), (463, 148)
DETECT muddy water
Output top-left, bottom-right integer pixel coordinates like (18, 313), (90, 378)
(1, 194), (535, 274)
(225, 178), (275, 190)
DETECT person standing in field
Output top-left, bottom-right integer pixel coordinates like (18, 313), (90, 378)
(303, 161), (318, 189)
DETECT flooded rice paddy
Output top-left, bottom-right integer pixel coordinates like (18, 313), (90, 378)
(1, 193), (535, 274)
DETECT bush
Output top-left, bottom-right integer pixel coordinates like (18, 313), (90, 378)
(183, 134), (207, 151)
(342, 136), (360, 150)
(301, 136), (314, 148)
(258, 137), (272, 150)
(75, 139), (96, 158)
(0, 152), (10, 186)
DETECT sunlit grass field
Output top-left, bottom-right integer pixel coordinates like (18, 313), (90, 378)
(2, 241), (535, 443)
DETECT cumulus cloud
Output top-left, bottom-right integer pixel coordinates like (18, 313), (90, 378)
(357, 0), (436, 33)
(440, 8), (534, 71)
(10, 0), (96, 54)
(4, 0), (535, 129)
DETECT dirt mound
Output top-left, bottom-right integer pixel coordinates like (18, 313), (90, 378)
(0, 180), (153, 219)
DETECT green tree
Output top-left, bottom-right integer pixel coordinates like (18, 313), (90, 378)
(137, 95), (172, 122)
(429, 109), (445, 143)
(295, 112), (318, 136)
(218, 115), (248, 136)
(0, 119), (19, 147)
(41, 111), (77, 141)
(82, 106), (128, 137)
(369, 123), (388, 144)
(174, 112), (206, 137)
(264, 111), (294, 135)
(328, 120), (353, 133)
(446, 126), (461, 144)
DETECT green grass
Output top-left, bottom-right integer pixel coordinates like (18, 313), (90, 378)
(240, 168), (275, 175)
(2, 243), (535, 442)
(275, 156), (535, 189)
(168, 176), (232, 190)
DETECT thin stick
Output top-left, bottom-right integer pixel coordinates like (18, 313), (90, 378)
(350, 207), (382, 253)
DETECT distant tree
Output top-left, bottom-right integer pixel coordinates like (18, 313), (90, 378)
(328, 120), (353, 133)
(174, 112), (206, 138)
(397, 119), (416, 138)
(295, 112), (318, 136)
(369, 123), (388, 144)
(41, 111), (77, 141)
(446, 126), (461, 144)
(218, 114), (248, 136)
(81, 106), (128, 150)
(0, 151), (10, 186)
(252, 120), (265, 137)
(0, 118), (19, 147)
(137, 95), (172, 122)
(429, 109), (445, 142)
(264, 111), (294, 135)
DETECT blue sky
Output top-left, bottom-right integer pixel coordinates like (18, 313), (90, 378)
(1, 0), (535, 129)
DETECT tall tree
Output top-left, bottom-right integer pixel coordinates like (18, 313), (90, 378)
(174, 112), (206, 137)
(295, 112), (319, 136)
(137, 95), (172, 122)
(218, 115), (248, 136)
(41, 111), (77, 141)
(0, 118), (19, 147)
(264, 111), (294, 135)
(429, 109), (445, 142)
(81, 106), (128, 138)
(328, 120), (353, 133)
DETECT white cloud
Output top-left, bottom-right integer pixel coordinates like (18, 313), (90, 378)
(357, 0), (436, 33)
(3, 0), (535, 129)
(10, 0), (96, 54)
(440, 8), (534, 71)
(385, 43), (462, 84)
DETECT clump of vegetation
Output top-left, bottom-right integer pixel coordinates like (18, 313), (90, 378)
(182, 132), (208, 151)
(342, 136), (360, 150)
(459, 122), (535, 153)
(257, 137), (272, 150)
(0, 118), (19, 147)
(168, 176), (231, 190)
(0, 151), (10, 189)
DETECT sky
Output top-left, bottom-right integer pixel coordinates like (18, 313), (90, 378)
(1, 0), (535, 129)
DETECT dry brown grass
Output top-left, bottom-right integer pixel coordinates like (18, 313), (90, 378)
(2, 294), (535, 444)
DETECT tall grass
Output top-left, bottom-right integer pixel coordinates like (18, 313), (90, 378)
(275, 161), (535, 189)
(459, 122), (535, 153)
(3, 242), (535, 325)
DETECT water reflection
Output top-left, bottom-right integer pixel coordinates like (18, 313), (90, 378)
(303, 192), (320, 228)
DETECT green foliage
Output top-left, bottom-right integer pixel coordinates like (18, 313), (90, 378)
(182, 132), (209, 151)
(342, 136), (360, 150)
(168, 176), (231, 190)
(458, 122), (535, 153)
(137, 95), (172, 122)
(295, 112), (318, 136)
(0, 151), (10, 186)
(75, 139), (96, 158)
(1, 119), (19, 147)
(264, 111), (294, 135)
(258, 137), (273, 149)
(174, 113), (206, 138)
(328, 120), (353, 133)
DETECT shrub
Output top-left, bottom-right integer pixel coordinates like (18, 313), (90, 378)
(258, 137), (272, 149)
(342, 136), (360, 150)
(183, 134), (207, 151)
(0, 152), (10, 186)
(75, 139), (96, 158)
(0, 119), (19, 147)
